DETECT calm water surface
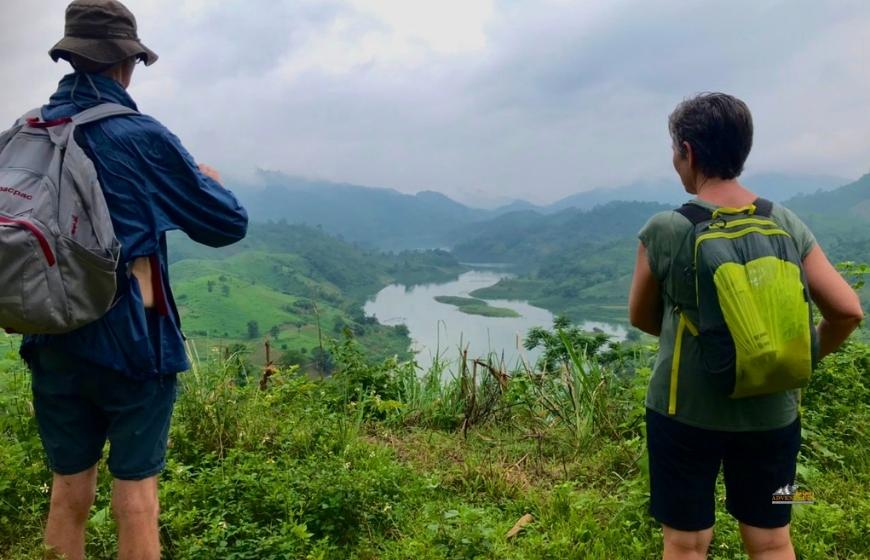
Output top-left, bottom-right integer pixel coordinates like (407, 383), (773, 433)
(364, 269), (626, 371)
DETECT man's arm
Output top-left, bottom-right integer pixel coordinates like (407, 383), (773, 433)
(629, 242), (663, 336)
(146, 129), (248, 247)
(803, 245), (864, 358)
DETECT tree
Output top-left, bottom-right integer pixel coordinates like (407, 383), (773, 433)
(278, 348), (307, 367)
(207, 280), (215, 293)
(525, 317), (612, 373)
(312, 347), (334, 376)
(247, 320), (260, 339)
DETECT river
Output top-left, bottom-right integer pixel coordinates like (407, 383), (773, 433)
(364, 269), (626, 371)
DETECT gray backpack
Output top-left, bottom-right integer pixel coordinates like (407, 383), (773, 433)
(0, 103), (135, 335)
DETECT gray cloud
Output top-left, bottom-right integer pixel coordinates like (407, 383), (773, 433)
(1, 0), (867, 205)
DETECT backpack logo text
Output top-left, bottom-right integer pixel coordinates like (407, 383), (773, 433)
(0, 186), (33, 200)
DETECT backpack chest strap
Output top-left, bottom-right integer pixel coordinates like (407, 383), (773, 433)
(676, 197), (773, 225)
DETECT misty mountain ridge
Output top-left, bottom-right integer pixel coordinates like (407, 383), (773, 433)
(451, 200), (672, 265)
(237, 171), (483, 251)
(541, 172), (849, 213)
(455, 173), (867, 265)
(786, 173), (870, 220)
(234, 169), (855, 250)
(453, 173), (868, 324)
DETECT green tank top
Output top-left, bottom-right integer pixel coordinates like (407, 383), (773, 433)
(638, 198), (817, 431)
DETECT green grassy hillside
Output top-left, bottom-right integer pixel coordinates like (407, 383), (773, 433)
(174, 273), (314, 339)
(2, 323), (867, 558)
(451, 201), (670, 266)
(470, 237), (637, 323)
(169, 224), (467, 369)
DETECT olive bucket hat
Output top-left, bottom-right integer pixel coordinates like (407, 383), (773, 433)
(49, 0), (158, 67)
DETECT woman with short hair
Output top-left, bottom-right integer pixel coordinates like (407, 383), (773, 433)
(629, 92), (863, 560)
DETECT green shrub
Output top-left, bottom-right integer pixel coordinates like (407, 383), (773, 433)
(0, 325), (867, 559)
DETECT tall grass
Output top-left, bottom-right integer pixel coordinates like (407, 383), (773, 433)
(1, 321), (867, 558)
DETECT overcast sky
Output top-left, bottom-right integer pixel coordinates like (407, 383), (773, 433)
(1, 0), (868, 205)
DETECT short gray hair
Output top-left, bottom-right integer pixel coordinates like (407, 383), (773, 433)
(669, 92), (754, 180)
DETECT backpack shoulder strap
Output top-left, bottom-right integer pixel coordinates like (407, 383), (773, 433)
(72, 103), (139, 126)
(40, 103), (139, 148)
(675, 202), (713, 225)
(15, 108), (44, 127)
(753, 197), (773, 217)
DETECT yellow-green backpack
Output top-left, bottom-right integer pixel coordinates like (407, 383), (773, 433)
(676, 198), (818, 398)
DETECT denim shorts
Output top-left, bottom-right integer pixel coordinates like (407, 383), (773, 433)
(30, 346), (178, 480)
(646, 408), (801, 531)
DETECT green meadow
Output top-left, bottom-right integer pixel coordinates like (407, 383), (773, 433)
(1, 321), (867, 559)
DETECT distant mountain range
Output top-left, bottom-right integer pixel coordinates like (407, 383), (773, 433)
(454, 173), (869, 266)
(234, 169), (854, 250)
(787, 173), (870, 221)
(781, 173), (870, 264)
(181, 170), (867, 332)
(450, 201), (671, 265)
(454, 173), (868, 323)
(540, 173), (848, 213)
(236, 171), (485, 251)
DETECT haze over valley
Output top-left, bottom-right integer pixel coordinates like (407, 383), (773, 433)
(166, 170), (869, 371)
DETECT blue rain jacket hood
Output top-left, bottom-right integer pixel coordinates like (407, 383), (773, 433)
(21, 72), (248, 378)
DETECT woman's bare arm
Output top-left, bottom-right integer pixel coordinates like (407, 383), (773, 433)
(629, 242), (664, 336)
(803, 245), (864, 358)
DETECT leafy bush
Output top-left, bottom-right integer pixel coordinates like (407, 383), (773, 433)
(1, 322), (867, 559)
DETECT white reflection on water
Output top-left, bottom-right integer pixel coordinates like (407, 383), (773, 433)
(364, 270), (626, 371)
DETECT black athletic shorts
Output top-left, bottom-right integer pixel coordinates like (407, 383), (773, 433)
(645, 408), (801, 531)
(30, 346), (178, 481)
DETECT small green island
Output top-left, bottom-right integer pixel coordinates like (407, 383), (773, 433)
(433, 295), (521, 318)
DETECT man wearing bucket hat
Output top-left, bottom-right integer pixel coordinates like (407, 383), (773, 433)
(49, 0), (159, 68)
(19, 2), (248, 559)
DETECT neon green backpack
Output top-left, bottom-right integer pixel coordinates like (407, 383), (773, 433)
(676, 198), (818, 398)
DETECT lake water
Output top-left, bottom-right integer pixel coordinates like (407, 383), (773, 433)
(364, 269), (626, 371)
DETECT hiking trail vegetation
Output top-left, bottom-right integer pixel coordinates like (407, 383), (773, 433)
(1, 316), (867, 558)
(0, 174), (867, 558)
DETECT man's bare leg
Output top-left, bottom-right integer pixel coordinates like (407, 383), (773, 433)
(740, 523), (796, 560)
(113, 476), (160, 560)
(44, 466), (98, 560)
(662, 524), (714, 560)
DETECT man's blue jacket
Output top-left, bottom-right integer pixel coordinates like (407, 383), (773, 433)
(21, 72), (249, 378)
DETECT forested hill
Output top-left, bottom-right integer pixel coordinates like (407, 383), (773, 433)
(452, 176), (870, 266)
(170, 223), (388, 300)
(167, 222), (466, 368)
(457, 176), (869, 323)
(783, 173), (870, 267)
(170, 223), (465, 297)
(232, 172), (856, 251)
(788, 173), (870, 219)
(451, 201), (670, 265)
(544, 172), (847, 212)
(236, 173), (487, 251)
(449, 201), (670, 322)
